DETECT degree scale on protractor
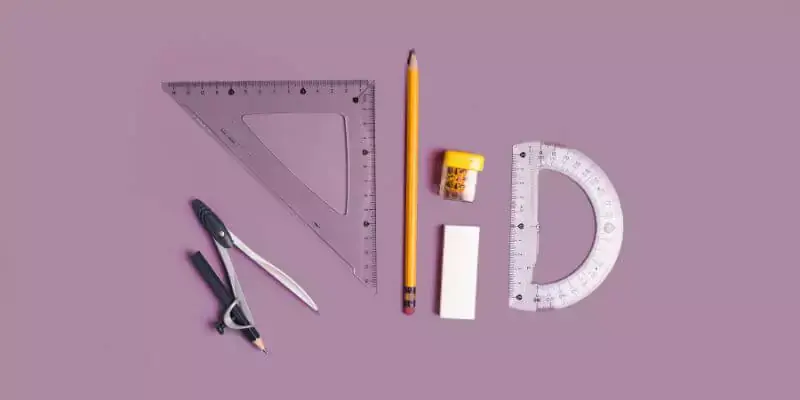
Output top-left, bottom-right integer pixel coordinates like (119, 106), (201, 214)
(509, 141), (624, 311)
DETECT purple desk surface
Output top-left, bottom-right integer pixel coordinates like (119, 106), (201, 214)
(2, 1), (798, 399)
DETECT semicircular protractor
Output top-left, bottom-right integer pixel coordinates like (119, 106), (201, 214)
(509, 141), (624, 311)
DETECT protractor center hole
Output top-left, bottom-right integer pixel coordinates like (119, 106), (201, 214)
(534, 170), (596, 285)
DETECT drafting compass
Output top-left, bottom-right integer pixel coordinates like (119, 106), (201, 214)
(187, 198), (319, 355)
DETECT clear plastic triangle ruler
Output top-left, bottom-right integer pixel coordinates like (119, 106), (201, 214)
(509, 141), (624, 310)
(163, 80), (378, 292)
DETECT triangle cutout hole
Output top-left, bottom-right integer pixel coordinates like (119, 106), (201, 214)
(243, 112), (348, 215)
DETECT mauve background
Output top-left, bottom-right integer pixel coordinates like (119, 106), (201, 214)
(2, 1), (798, 399)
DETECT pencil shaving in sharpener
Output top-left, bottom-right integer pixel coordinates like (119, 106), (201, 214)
(438, 150), (485, 203)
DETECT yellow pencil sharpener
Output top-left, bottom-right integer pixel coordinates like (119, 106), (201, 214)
(439, 150), (485, 203)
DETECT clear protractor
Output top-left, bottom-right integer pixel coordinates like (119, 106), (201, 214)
(509, 141), (624, 311)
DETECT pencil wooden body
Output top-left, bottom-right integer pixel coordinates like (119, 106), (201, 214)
(403, 51), (419, 315)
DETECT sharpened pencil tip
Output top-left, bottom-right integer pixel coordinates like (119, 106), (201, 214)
(408, 49), (417, 66)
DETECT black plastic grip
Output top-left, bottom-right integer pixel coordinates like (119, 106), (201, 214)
(191, 198), (234, 248)
(189, 251), (235, 307)
(188, 251), (259, 342)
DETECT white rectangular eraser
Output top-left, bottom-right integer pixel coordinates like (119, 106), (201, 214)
(439, 225), (480, 320)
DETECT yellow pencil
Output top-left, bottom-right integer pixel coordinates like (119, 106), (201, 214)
(403, 49), (419, 315)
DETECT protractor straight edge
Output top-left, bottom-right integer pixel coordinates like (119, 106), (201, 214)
(162, 80), (378, 292)
(509, 141), (624, 311)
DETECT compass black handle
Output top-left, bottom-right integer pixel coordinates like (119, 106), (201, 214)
(191, 198), (234, 248)
(188, 251), (259, 343)
(189, 251), (236, 309)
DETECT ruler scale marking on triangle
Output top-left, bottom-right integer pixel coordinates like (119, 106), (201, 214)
(163, 80), (378, 291)
(509, 141), (624, 310)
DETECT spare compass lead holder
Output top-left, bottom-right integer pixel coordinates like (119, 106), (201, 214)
(438, 150), (485, 203)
